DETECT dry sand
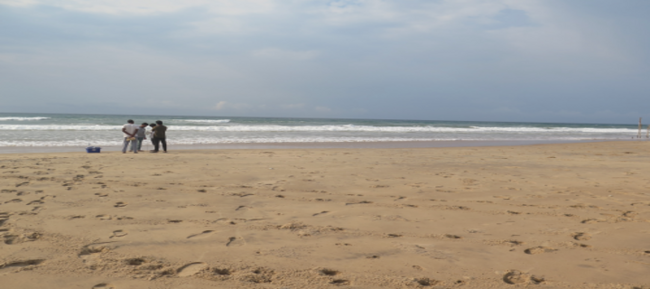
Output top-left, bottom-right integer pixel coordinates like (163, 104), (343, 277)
(0, 141), (649, 289)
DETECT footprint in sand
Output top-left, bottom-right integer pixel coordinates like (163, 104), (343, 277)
(95, 193), (109, 197)
(177, 262), (208, 277)
(572, 232), (591, 241)
(79, 242), (114, 265)
(319, 269), (339, 276)
(503, 270), (529, 284)
(187, 230), (214, 239)
(226, 236), (245, 247)
(415, 278), (439, 286)
(345, 201), (373, 205)
(581, 219), (600, 224)
(91, 283), (115, 289)
(15, 182), (29, 187)
(26, 200), (44, 205)
(79, 242), (113, 256)
(4, 199), (22, 204)
(114, 202), (127, 208)
(312, 211), (329, 216)
(110, 230), (127, 238)
(622, 211), (637, 218)
(212, 267), (233, 276)
(331, 279), (350, 286)
(503, 270), (545, 284)
(524, 246), (557, 255)
(3, 232), (41, 245)
(0, 259), (45, 274)
(96, 215), (112, 221)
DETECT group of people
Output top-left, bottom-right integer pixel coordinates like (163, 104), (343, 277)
(122, 120), (167, 153)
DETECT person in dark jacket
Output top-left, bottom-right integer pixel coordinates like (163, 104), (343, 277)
(150, 120), (168, 153)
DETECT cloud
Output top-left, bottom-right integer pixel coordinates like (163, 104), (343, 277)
(214, 101), (227, 110)
(252, 49), (320, 61)
(0, 0), (276, 15)
(315, 106), (331, 112)
(1, 0), (649, 122)
(280, 103), (305, 109)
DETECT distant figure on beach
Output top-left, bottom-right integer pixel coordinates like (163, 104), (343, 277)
(150, 120), (168, 153)
(135, 122), (148, 152)
(121, 119), (139, 154)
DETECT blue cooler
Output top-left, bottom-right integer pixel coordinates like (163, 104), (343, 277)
(86, 146), (101, 153)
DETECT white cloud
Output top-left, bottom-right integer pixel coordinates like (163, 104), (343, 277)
(315, 106), (331, 112)
(252, 48), (320, 61)
(209, 101), (252, 111)
(0, 0), (38, 7)
(214, 101), (227, 110)
(280, 103), (305, 109)
(0, 0), (276, 15)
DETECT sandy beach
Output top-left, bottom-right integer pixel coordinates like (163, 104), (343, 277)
(1, 141), (649, 289)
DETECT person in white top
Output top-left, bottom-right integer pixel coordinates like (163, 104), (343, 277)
(121, 119), (139, 153)
(148, 123), (156, 148)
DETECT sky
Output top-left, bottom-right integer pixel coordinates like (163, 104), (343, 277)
(1, 0), (649, 124)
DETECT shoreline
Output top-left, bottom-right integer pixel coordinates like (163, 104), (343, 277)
(0, 139), (639, 154)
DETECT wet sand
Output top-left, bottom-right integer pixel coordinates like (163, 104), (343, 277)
(1, 141), (649, 288)
(0, 139), (617, 154)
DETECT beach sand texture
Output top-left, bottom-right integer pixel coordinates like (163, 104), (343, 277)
(1, 142), (649, 289)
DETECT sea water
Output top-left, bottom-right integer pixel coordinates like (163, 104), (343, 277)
(0, 112), (643, 148)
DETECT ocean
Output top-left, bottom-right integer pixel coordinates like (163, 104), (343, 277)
(0, 112), (644, 149)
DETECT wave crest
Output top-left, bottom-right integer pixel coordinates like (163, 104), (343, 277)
(0, 117), (50, 121)
(0, 124), (637, 134)
(179, 119), (231, 123)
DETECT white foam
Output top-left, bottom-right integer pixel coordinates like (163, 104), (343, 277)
(0, 124), (637, 134)
(179, 119), (231, 123)
(0, 138), (462, 147)
(0, 136), (622, 147)
(0, 125), (122, 131)
(0, 117), (50, 121)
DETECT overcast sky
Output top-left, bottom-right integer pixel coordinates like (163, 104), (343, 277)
(1, 0), (649, 123)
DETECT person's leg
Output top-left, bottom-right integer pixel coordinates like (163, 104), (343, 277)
(137, 137), (144, 151)
(122, 138), (129, 153)
(152, 138), (160, 152)
(131, 139), (137, 153)
(161, 138), (167, 152)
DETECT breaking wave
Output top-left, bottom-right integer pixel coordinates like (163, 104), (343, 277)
(0, 117), (50, 121)
(0, 124), (637, 133)
(178, 119), (231, 123)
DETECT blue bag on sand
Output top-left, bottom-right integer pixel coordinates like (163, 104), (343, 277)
(86, 146), (101, 153)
